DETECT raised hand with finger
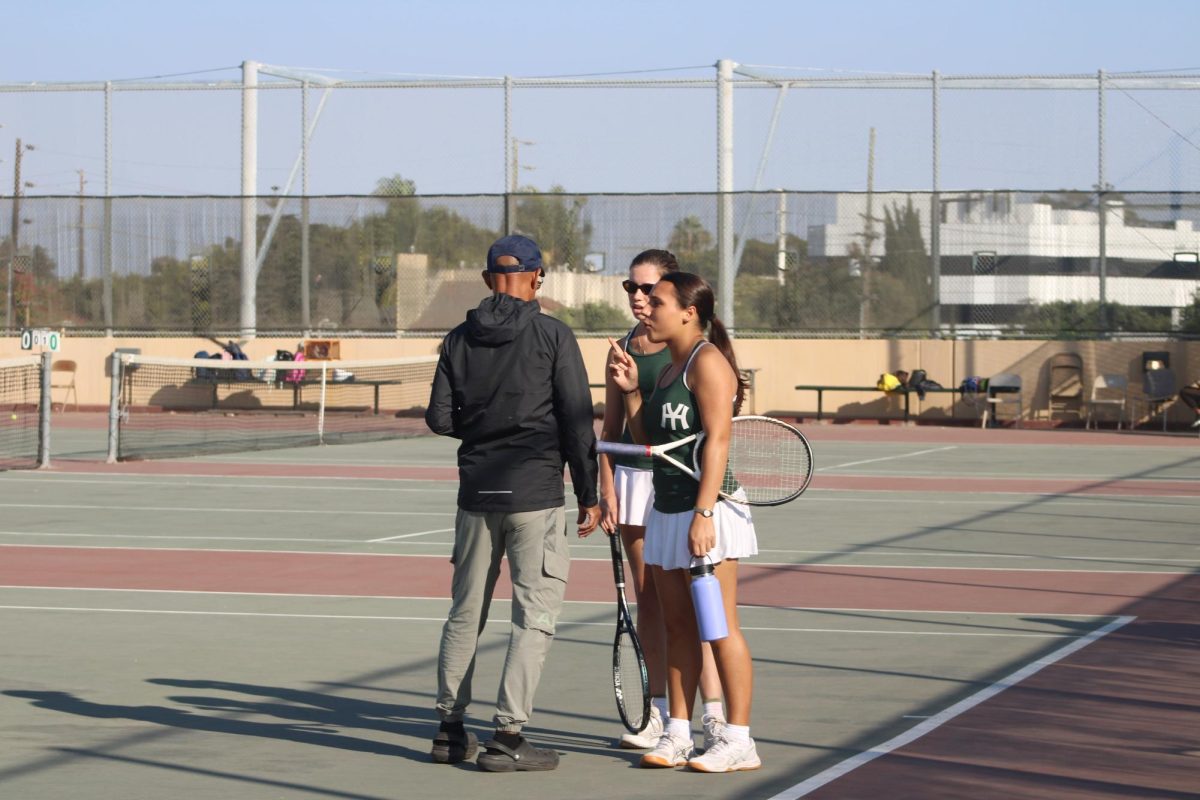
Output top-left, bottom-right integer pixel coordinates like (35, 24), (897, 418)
(607, 336), (640, 395)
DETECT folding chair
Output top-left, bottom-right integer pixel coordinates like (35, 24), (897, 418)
(1138, 368), (1176, 431)
(1046, 352), (1084, 421)
(50, 359), (79, 412)
(1085, 374), (1127, 430)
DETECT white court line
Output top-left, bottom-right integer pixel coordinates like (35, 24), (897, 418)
(3, 533), (1194, 565)
(194, 456), (453, 467)
(0, 603), (1080, 637)
(0, 585), (1124, 616)
(828, 470), (1200, 481)
(0, 476), (456, 493)
(5, 471), (452, 485)
(368, 528), (454, 542)
(0, 531), (417, 545)
(0, 541), (1190, 573)
(804, 493), (1200, 507)
(0, 502), (450, 517)
(767, 614), (1137, 800)
(817, 446), (957, 472)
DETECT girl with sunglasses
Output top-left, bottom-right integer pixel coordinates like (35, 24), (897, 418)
(607, 271), (759, 774)
(598, 251), (727, 755)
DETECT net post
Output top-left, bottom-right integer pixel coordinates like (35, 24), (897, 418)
(106, 351), (122, 463)
(37, 351), (51, 468)
(317, 362), (328, 445)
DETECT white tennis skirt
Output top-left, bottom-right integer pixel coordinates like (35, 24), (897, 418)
(614, 465), (655, 527)
(644, 494), (758, 571)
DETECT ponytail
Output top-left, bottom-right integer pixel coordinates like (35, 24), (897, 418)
(707, 316), (748, 416)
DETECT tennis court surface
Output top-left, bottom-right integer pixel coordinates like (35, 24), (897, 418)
(0, 419), (1196, 800)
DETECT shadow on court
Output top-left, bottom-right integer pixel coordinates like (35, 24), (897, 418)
(4, 683), (427, 759)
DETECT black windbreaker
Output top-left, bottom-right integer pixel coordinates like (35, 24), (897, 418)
(425, 294), (598, 512)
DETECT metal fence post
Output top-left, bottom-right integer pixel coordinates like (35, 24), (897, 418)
(716, 59), (735, 332)
(930, 70), (942, 332)
(241, 60), (259, 338)
(504, 76), (515, 234)
(1098, 68), (1108, 333)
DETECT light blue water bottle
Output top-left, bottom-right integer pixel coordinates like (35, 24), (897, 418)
(689, 557), (729, 642)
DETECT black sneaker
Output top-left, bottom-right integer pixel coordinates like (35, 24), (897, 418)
(476, 737), (560, 772)
(431, 725), (479, 764)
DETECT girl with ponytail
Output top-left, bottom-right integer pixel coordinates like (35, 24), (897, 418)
(608, 271), (760, 774)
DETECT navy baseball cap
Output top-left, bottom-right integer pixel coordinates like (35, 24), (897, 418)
(486, 234), (543, 273)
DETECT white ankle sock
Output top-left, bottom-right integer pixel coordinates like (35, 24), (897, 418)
(723, 723), (750, 743)
(666, 718), (691, 740)
(652, 696), (669, 719)
(703, 700), (725, 720)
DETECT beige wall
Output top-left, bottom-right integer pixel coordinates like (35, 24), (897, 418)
(4, 334), (1197, 424)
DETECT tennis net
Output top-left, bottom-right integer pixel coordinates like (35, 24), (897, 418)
(0, 356), (45, 470)
(111, 354), (439, 460)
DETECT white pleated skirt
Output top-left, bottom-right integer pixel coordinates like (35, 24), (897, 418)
(614, 465), (655, 527)
(644, 494), (758, 571)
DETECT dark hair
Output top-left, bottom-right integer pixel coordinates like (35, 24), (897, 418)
(629, 249), (679, 276)
(657, 271), (748, 414)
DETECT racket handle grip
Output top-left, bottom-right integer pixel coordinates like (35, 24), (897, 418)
(597, 441), (652, 458)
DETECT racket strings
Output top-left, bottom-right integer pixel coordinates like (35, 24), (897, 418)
(615, 630), (648, 730)
(726, 418), (813, 504)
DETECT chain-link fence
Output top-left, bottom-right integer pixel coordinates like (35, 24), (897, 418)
(2, 190), (1199, 338)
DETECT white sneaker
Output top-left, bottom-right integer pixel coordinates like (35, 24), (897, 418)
(687, 736), (761, 773)
(701, 713), (726, 753)
(639, 730), (695, 768)
(619, 705), (664, 749)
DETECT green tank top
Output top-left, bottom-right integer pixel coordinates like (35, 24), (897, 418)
(612, 327), (672, 471)
(644, 341), (738, 513)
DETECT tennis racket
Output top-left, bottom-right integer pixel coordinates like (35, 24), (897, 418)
(597, 415), (813, 506)
(610, 533), (650, 734)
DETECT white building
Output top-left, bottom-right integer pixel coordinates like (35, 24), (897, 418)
(807, 192), (1200, 320)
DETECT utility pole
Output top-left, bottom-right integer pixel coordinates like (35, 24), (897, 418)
(511, 138), (535, 193)
(77, 170), (87, 280)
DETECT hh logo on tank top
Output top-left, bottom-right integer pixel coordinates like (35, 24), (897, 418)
(661, 402), (691, 431)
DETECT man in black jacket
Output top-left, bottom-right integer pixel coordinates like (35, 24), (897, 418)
(426, 234), (600, 772)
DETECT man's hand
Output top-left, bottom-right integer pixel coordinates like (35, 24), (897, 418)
(577, 503), (601, 537)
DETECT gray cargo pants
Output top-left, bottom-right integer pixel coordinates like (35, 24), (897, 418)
(435, 506), (569, 732)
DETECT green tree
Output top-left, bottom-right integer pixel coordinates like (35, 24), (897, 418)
(738, 234), (807, 277)
(547, 301), (629, 332)
(872, 198), (931, 331)
(669, 216), (713, 258)
(738, 251), (861, 332)
(1179, 290), (1200, 334)
(667, 216), (717, 283)
(1017, 301), (1173, 336)
(513, 187), (592, 271)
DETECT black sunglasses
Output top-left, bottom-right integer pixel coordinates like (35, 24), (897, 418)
(622, 280), (656, 296)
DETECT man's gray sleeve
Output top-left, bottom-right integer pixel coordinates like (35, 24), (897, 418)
(552, 330), (599, 507)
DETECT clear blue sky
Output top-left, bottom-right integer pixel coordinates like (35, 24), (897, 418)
(5, 0), (1200, 194)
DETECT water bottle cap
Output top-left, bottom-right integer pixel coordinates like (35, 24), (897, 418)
(689, 555), (719, 577)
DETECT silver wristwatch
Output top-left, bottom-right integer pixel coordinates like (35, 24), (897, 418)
(694, 507), (714, 518)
